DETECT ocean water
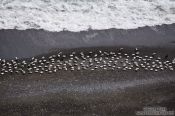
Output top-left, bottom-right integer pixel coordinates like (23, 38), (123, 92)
(0, 0), (175, 32)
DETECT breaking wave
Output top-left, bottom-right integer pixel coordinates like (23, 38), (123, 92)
(0, 0), (175, 32)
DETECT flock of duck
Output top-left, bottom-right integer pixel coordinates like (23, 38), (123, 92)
(0, 48), (175, 76)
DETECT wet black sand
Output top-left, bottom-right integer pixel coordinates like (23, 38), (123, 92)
(0, 24), (175, 116)
(0, 24), (175, 59)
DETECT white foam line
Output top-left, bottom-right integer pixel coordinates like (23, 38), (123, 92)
(0, 0), (175, 32)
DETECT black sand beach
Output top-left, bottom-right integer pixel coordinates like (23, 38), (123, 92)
(0, 24), (175, 116)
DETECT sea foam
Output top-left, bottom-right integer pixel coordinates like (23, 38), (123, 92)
(0, 0), (175, 32)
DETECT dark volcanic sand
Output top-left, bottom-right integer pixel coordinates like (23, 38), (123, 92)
(0, 69), (175, 116)
(0, 24), (175, 116)
(0, 23), (175, 59)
